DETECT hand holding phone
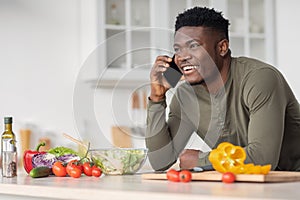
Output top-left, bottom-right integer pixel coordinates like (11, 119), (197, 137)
(163, 55), (183, 88)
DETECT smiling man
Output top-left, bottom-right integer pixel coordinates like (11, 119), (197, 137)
(146, 7), (300, 171)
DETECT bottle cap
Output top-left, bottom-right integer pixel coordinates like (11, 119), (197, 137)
(4, 117), (13, 124)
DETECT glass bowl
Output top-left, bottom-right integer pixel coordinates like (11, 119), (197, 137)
(89, 148), (148, 175)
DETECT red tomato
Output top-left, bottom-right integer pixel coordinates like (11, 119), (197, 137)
(166, 169), (180, 182)
(77, 163), (83, 173)
(66, 160), (82, 178)
(179, 170), (192, 182)
(92, 167), (102, 177)
(222, 172), (236, 183)
(69, 167), (82, 178)
(66, 160), (76, 174)
(83, 162), (93, 176)
(52, 161), (67, 177)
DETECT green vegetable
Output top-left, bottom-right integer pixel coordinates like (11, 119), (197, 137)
(92, 149), (146, 175)
(122, 150), (146, 173)
(29, 166), (52, 178)
(47, 146), (79, 157)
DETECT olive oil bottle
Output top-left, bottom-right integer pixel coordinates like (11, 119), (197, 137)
(1, 117), (17, 177)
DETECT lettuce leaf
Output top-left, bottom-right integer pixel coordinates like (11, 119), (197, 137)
(47, 146), (79, 157)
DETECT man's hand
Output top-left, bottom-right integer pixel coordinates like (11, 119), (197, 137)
(149, 55), (173, 102)
(179, 149), (201, 169)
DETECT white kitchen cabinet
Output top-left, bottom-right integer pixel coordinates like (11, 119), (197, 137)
(225, 0), (275, 65)
(95, 0), (275, 88)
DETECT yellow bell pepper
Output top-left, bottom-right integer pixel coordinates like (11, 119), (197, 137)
(208, 142), (271, 174)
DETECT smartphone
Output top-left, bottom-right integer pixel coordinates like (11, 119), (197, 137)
(163, 55), (183, 88)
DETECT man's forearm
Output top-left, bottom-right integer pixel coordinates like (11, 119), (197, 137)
(146, 99), (178, 170)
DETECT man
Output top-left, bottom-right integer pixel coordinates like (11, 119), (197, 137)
(146, 7), (300, 171)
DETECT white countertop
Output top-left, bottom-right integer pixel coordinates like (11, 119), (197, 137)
(1, 169), (300, 200)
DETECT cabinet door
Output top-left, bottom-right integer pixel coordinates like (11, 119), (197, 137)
(103, 0), (152, 71)
(226, 0), (275, 65)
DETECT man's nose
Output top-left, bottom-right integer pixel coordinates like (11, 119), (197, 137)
(177, 53), (192, 62)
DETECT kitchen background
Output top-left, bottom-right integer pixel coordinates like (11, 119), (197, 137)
(0, 0), (299, 160)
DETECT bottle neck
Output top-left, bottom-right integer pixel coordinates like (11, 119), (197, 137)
(5, 124), (12, 132)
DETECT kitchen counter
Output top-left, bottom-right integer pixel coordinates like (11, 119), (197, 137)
(1, 169), (300, 200)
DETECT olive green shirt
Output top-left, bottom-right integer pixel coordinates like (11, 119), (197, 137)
(146, 57), (300, 171)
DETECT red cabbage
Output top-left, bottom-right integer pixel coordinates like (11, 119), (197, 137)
(32, 153), (57, 168)
(57, 154), (80, 163)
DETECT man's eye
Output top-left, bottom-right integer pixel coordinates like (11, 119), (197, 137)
(174, 47), (180, 53)
(190, 43), (200, 49)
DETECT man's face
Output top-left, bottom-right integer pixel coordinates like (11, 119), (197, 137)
(173, 26), (221, 85)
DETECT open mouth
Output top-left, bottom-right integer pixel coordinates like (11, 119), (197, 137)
(182, 65), (199, 72)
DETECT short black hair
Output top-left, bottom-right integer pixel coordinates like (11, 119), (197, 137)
(175, 7), (230, 40)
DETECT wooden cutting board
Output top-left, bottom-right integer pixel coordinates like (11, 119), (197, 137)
(142, 171), (300, 183)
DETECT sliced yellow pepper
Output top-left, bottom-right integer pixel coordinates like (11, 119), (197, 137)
(233, 163), (271, 174)
(208, 142), (271, 175)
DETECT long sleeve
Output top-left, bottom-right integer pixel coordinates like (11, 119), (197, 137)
(146, 92), (196, 171)
(242, 68), (288, 169)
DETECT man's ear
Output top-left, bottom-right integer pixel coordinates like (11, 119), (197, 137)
(218, 39), (229, 57)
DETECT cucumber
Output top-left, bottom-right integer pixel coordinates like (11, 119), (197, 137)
(29, 166), (52, 178)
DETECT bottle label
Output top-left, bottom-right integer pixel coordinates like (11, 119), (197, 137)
(2, 138), (16, 152)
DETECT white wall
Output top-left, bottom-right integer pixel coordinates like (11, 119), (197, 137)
(276, 0), (300, 100)
(0, 0), (82, 149)
(0, 0), (114, 155)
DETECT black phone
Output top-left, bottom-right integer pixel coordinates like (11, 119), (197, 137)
(163, 55), (183, 87)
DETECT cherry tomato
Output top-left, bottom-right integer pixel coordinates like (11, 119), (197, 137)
(222, 172), (236, 183)
(179, 170), (192, 182)
(92, 166), (102, 177)
(166, 169), (180, 182)
(77, 163), (83, 173)
(83, 162), (93, 176)
(66, 160), (76, 174)
(69, 167), (82, 178)
(52, 161), (67, 177)
(66, 160), (82, 178)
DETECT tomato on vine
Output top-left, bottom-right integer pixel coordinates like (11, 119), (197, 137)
(66, 160), (82, 178)
(92, 166), (102, 177)
(82, 162), (93, 176)
(52, 161), (67, 177)
(69, 167), (82, 178)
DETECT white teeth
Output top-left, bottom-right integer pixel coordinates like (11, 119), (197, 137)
(183, 66), (198, 71)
